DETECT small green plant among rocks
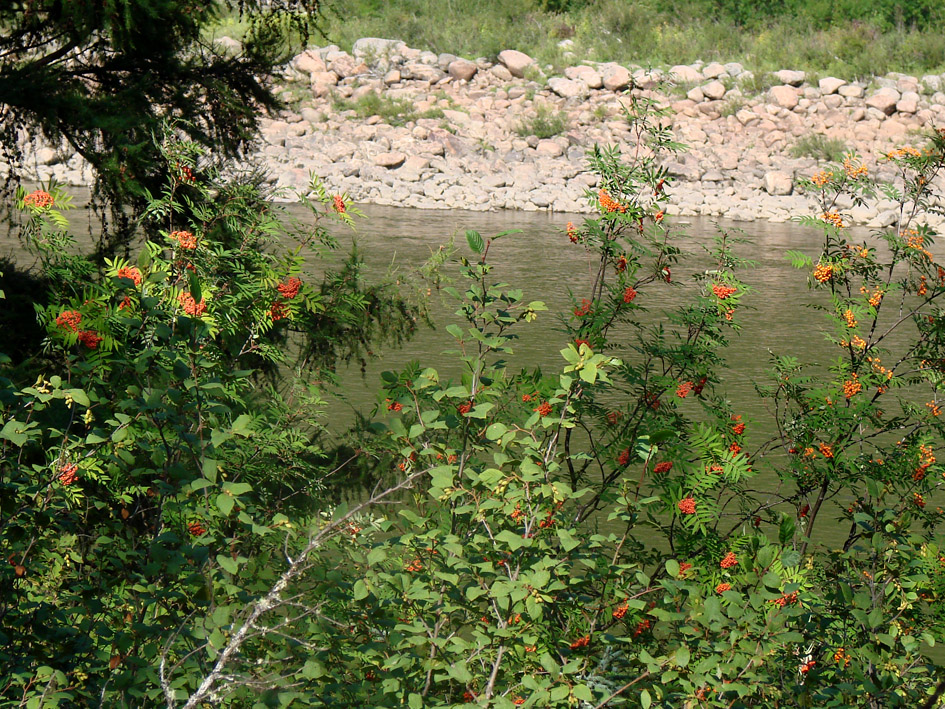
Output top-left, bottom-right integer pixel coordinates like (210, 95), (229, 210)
(515, 103), (568, 139)
(790, 132), (851, 162)
(331, 91), (427, 125)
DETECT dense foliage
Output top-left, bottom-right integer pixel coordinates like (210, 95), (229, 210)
(3, 96), (945, 707)
(0, 0), (322, 250)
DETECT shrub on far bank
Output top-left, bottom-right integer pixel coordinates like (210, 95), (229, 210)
(515, 103), (568, 139)
(790, 133), (851, 162)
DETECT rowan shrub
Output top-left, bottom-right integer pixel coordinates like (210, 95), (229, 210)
(3, 100), (945, 708)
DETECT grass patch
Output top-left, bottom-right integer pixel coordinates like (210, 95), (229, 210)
(789, 133), (850, 162)
(738, 72), (778, 96)
(217, 0), (945, 82)
(719, 96), (746, 117)
(515, 103), (567, 139)
(331, 92), (439, 125)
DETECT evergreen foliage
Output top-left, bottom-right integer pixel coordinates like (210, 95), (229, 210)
(0, 0), (321, 250)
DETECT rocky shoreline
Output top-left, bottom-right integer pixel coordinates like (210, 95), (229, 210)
(18, 37), (945, 227)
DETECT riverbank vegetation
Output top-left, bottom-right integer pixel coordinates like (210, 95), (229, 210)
(250, 0), (945, 81)
(4, 86), (945, 706)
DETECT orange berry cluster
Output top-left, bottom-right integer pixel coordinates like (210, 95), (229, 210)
(178, 291), (206, 317)
(58, 463), (78, 485)
(117, 266), (142, 287)
(598, 189), (627, 213)
(170, 230), (197, 250)
(886, 146), (922, 159)
(842, 374), (862, 399)
(843, 156), (868, 179)
(566, 221), (578, 242)
(24, 189), (54, 209)
(813, 263), (834, 283)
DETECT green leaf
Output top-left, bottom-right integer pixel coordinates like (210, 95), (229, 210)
(496, 529), (528, 551)
(665, 559), (679, 577)
(353, 580), (369, 600)
(188, 271), (202, 303)
(540, 653), (560, 677)
(557, 528), (579, 551)
(216, 493), (235, 516)
(0, 420), (29, 446)
(217, 554), (238, 574)
(66, 389), (90, 407)
(779, 516), (796, 545)
(486, 422), (508, 440)
(572, 684), (594, 702)
(231, 414), (253, 436)
(466, 230), (484, 254)
(676, 645), (690, 667)
(579, 360), (597, 383)
(641, 689), (652, 709)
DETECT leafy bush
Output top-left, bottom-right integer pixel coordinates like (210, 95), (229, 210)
(5, 97), (945, 707)
(790, 133), (850, 162)
(515, 103), (568, 139)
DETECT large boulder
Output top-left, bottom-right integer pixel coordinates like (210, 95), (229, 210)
(565, 65), (603, 89)
(922, 74), (943, 93)
(896, 90), (920, 114)
(669, 64), (703, 83)
(329, 54), (363, 78)
(402, 62), (446, 83)
(547, 77), (588, 100)
(310, 70), (339, 98)
(764, 171), (793, 195)
(702, 80), (726, 100)
(497, 49), (535, 78)
(702, 62), (727, 79)
(448, 59), (478, 82)
(292, 50), (326, 75)
(600, 63), (631, 91)
(865, 87), (900, 115)
(489, 64), (513, 82)
(776, 69), (806, 86)
(818, 77), (847, 95)
(768, 85), (799, 109)
(535, 139), (564, 157)
(374, 152), (407, 169)
(214, 36), (242, 54)
(838, 84), (865, 98)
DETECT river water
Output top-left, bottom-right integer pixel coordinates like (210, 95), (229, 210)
(4, 198), (939, 551)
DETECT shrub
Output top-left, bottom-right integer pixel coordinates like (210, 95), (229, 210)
(790, 132), (850, 162)
(331, 91), (419, 125)
(5, 96), (945, 708)
(515, 103), (568, 139)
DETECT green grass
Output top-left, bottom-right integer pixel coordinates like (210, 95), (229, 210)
(208, 1), (945, 83)
(219, 0), (945, 82)
(330, 91), (443, 125)
(515, 104), (567, 139)
(737, 71), (778, 95)
(789, 133), (850, 162)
